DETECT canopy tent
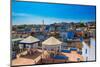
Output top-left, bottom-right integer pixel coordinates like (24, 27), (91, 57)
(20, 36), (40, 44)
(19, 36), (40, 49)
(42, 36), (62, 51)
(42, 37), (62, 45)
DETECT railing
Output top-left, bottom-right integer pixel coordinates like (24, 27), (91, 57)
(32, 54), (42, 64)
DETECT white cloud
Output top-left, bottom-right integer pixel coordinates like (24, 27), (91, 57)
(12, 12), (33, 17)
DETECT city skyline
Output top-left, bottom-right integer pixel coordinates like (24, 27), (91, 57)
(12, 1), (96, 25)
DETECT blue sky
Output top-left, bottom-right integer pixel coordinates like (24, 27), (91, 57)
(12, 0), (96, 25)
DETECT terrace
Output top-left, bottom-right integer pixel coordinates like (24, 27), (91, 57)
(12, 36), (84, 66)
(12, 49), (83, 66)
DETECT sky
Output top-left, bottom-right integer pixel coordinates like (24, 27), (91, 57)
(12, 0), (96, 25)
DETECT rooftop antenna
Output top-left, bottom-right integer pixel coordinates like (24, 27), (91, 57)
(42, 20), (44, 29)
(41, 20), (45, 33)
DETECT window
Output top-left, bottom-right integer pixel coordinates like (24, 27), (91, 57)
(85, 49), (87, 54)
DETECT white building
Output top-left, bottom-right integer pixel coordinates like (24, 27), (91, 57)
(82, 41), (90, 61)
(82, 38), (96, 61)
(88, 38), (96, 61)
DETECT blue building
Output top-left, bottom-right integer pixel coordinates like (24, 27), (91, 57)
(67, 31), (75, 40)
